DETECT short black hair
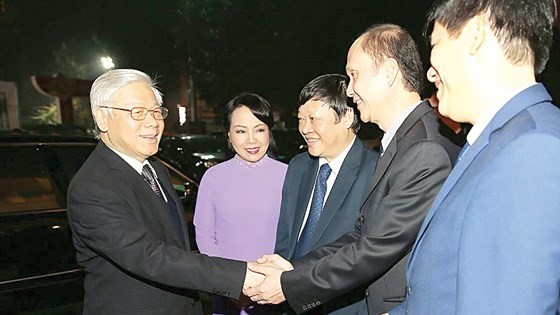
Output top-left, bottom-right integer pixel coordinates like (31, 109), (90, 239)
(298, 74), (360, 133)
(425, 0), (557, 74)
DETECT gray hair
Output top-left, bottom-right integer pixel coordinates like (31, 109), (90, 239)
(90, 69), (163, 112)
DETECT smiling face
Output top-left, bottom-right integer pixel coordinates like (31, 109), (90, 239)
(228, 105), (270, 164)
(95, 81), (164, 163)
(297, 99), (354, 162)
(427, 22), (473, 123)
(345, 40), (390, 130)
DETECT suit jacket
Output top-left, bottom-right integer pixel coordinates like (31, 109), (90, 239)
(275, 138), (378, 314)
(67, 142), (246, 315)
(280, 102), (460, 315)
(398, 84), (560, 314)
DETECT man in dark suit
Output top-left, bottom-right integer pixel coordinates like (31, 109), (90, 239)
(275, 74), (378, 314)
(395, 0), (560, 313)
(67, 69), (258, 314)
(245, 24), (460, 315)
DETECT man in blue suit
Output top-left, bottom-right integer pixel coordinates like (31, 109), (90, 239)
(395, 0), (560, 314)
(275, 73), (378, 314)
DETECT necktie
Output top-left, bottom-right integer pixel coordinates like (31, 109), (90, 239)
(142, 164), (164, 199)
(455, 142), (471, 165)
(294, 163), (332, 258)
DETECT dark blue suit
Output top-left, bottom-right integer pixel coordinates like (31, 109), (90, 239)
(275, 138), (378, 314)
(399, 84), (560, 314)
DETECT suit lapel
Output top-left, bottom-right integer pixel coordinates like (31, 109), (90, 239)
(308, 139), (364, 248)
(363, 103), (432, 203)
(408, 84), (553, 271)
(152, 161), (189, 249)
(96, 143), (186, 247)
(291, 159), (318, 252)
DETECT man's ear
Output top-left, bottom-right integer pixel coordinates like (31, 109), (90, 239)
(343, 107), (355, 129)
(93, 108), (108, 133)
(464, 15), (486, 55)
(383, 58), (399, 87)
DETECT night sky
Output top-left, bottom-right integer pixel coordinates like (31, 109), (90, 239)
(0, 0), (558, 125)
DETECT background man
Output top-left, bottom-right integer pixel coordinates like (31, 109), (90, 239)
(397, 0), (560, 313)
(275, 73), (378, 314)
(245, 24), (459, 315)
(67, 69), (259, 314)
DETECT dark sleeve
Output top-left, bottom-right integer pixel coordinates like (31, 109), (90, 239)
(274, 162), (296, 258)
(68, 177), (246, 299)
(281, 142), (453, 313)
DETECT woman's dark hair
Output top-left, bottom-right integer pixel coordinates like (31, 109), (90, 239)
(223, 92), (278, 157)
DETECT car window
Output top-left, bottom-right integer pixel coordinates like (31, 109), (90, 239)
(0, 147), (60, 213)
(52, 144), (96, 186)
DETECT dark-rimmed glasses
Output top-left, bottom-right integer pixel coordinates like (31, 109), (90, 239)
(99, 106), (168, 120)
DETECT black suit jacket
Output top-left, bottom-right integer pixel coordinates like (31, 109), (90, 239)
(275, 138), (378, 313)
(280, 102), (460, 315)
(67, 142), (246, 315)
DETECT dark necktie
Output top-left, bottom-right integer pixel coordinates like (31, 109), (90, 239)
(455, 142), (471, 165)
(142, 164), (164, 199)
(294, 163), (332, 258)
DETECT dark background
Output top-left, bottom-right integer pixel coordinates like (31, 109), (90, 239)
(0, 0), (558, 129)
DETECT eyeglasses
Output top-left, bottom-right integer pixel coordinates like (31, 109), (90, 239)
(99, 106), (168, 120)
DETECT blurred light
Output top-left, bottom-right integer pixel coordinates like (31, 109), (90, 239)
(101, 56), (115, 69)
(178, 104), (187, 126)
(52, 225), (61, 230)
(204, 160), (219, 168)
(193, 153), (216, 160)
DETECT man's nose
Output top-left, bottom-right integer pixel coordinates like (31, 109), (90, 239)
(346, 81), (355, 97)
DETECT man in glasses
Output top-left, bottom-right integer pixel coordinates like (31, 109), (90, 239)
(67, 69), (259, 314)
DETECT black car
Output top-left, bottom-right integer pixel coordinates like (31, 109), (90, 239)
(0, 133), (199, 314)
(158, 134), (229, 183)
(272, 129), (307, 163)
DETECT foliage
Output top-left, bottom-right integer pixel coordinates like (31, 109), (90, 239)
(30, 103), (59, 124)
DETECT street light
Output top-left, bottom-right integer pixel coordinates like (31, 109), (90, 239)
(101, 56), (114, 69)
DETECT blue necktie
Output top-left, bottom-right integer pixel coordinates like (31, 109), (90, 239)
(456, 142), (471, 165)
(294, 163), (332, 258)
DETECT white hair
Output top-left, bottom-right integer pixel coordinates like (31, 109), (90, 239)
(89, 69), (163, 112)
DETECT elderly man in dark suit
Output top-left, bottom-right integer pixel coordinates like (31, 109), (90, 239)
(275, 74), (378, 314)
(67, 69), (259, 314)
(244, 24), (459, 315)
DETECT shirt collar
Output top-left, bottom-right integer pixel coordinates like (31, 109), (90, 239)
(467, 82), (536, 145)
(381, 101), (422, 151)
(107, 145), (156, 176)
(318, 135), (356, 176)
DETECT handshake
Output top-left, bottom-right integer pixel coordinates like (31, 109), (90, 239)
(241, 254), (294, 306)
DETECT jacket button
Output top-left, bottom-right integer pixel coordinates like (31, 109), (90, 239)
(407, 286), (412, 295)
(359, 215), (365, 223)
(365, 290), (369, 297)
